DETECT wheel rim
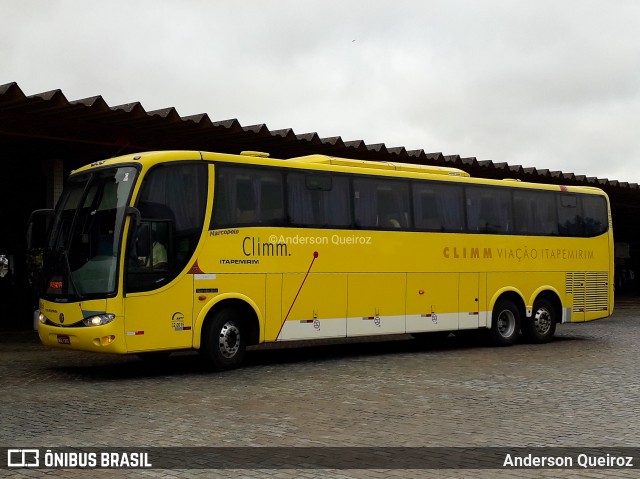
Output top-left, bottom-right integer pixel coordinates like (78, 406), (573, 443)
(533, 307), (552, 335)
(218, 321), (241, 358)
(497, 309), (516, 338)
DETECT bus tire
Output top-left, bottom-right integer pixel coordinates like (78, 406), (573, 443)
(201, 308), (246, 371)
(490, 299), (521, 346)
(522, 298), (557, 343)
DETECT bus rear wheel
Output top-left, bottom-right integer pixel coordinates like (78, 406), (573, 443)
(201, 308), (247, 371)
(490, 299), (521, 346)
(522, 298), (557, 343)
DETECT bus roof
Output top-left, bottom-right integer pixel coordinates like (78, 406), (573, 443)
(71, 150), (607, 197)
(284, 154), (470, 177)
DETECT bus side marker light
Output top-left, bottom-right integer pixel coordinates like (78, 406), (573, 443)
(419, 290), (425, 295)
(198, 295), (207, 301)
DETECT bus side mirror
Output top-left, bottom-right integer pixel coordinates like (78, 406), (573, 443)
(26, 209), (52, 287)
(26, 209), (53, 250)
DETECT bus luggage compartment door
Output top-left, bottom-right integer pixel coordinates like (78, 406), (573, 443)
(278, 273), (347, 340)
(347, 273), (406, 337)
(406, 273), (458, 333)
(459, 273), (483, 330)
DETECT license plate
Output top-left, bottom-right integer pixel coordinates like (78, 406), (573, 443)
(57, 335), (71, 345)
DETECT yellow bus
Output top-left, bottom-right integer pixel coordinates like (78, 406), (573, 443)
(34, 150), (614, 370)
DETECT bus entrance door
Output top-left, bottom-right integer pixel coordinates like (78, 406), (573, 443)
(123, 277), (195, 353)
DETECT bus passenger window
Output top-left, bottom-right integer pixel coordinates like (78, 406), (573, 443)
(416, 192), (441, 230)
(236, 179), (256, 223)
(377, 189), (406, 228)
(513, 196), (532, 234)
(354, 178), (409, 229)
(582, 195), (608, 236)
(412, 182), (465, 232)
(466, 186), (512, 234)
(513, 190), (558, 235)
(287, 173), (351, 227)
(260, 180), (285, 224)
(558, 195), (583, 236)
(212, 166), (285, 227)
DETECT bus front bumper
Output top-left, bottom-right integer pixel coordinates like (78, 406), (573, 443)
(38, 318), (128, 354)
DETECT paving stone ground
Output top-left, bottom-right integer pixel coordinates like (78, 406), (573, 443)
(2, 298), (640, 478)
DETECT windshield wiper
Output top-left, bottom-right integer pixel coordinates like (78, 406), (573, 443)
(60, 249), (83, 299)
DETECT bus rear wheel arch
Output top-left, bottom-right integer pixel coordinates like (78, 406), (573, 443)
(522, 296), (558, 343)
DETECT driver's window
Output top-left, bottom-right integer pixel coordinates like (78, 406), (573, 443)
(134, 221), (170, 271)
(126, 162), (207, 293)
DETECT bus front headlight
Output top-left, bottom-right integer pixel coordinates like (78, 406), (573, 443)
(83, 314), (116, 327)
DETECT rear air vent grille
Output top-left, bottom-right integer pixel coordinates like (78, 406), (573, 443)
(566, 272), (609, 312)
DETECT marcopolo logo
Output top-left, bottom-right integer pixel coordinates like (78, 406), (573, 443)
(7, 449), (40, 468)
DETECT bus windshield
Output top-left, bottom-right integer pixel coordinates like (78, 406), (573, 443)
(41, 166), (137, 300)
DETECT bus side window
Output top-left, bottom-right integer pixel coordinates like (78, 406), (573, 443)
(558, 194), (584, 236)
(133, 221), (169, 270)
(377, 187), (409, 228)
(236, 179), (256, 223)
(324, 176), (351, 227)
(534, 192), (559, 235)
(260, 180), (285, 225)
(127, 163), (207, 293)
(478, 196), (499, 232)
(377, 189), (397, 228)
(287, 173), (351, 227)
(212, 166), (284, 227)
(288, 173), (315, 225)
(354, 178), (409, 229)
(582, 195), (608, 236)
(415, 191), (442, 230)
(513, 196), (532, 234)
(353, 178), (378, 228)
(514, 190), (559, 236)
(412, 182), (465, 232)
(466, 186), (512, 234)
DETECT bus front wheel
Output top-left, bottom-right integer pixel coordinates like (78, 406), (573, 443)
(201, 308), (247, 371)
(490, 299), (521, 346)
(522, 298), (557, 343)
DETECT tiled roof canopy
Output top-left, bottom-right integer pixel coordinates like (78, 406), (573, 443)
(1, 81), (638, 196)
